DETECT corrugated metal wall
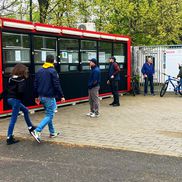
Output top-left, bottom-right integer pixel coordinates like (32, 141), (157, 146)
(132, 45), (182, 92)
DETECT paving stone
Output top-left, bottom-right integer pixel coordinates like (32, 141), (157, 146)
(1, 95), (182, 157)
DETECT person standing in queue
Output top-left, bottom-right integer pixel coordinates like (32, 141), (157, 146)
(107, 56), (120, 106)
(86, 58), (101, 118)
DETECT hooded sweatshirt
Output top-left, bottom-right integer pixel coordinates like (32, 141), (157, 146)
(7, 75), (26, 101)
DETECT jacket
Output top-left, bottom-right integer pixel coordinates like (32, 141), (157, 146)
(177, 66), (182, 78)
(7, 75), (26, 101)
(141, 62), (154, 77)
(108, 62), (120, 81)
(34, 63), (64, 98)
(88, 66), (101, 89)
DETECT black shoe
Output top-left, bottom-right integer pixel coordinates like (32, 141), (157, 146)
(113, 103), (120, 107)
(109, 102), (115, 106)
(6, 135), (19, 145)
(28, 125), (37, 134)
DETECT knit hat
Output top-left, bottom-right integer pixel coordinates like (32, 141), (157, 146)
(89, 58), (97, 65)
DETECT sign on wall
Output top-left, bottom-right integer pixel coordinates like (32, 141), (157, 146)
(165, 49), (182, 91)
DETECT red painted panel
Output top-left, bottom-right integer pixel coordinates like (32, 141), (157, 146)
(0, 30), (3, 112)
(127, 38), (131, 91)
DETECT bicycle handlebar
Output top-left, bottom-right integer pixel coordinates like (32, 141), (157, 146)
(125, 75), (140, 78)
(162, 73), (178, 80)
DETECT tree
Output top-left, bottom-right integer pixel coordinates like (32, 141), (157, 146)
(38, 0), (50, 23)
(0, 0), (19, 17)
(0, 0), (182, 45)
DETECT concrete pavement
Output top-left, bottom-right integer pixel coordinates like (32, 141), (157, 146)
(0, 94), (182, 157)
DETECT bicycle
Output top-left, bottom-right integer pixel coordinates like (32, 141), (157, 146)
(125, 75), (140, 96)
(160, 73), (182, 97)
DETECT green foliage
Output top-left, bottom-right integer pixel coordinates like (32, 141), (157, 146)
(102, 0), (182, 45)
(1, 0), (182, 45)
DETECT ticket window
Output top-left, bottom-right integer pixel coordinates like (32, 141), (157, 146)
(59, 38), (79, 72)
(98, 41), (112, 69)
(2, 32), (31, 74)
(80, 40), (97, 70)
(34, 36), (57, 72)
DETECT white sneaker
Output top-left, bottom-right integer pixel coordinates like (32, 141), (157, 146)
(49, 132), (60, 138)
(86, 112), (94, 116)
(90, 113), (100, 118)
(31, 130), (41, 143)
(90, 113), (96, 118)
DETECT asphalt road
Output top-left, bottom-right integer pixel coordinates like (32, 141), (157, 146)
(0, 140), (182, 182)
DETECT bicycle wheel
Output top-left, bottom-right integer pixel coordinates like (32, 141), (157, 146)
(131, 81), (136, 96)
(160, 82), (168, 97)
(178, 84), (182, 95)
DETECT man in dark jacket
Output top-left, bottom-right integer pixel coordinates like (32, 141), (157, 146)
(107, 56), (120, 106)
(141, 57), (155, 96)
(86, 58), (101, 118)
(177, 64), (182, 88)
(31, 55), (65, 143)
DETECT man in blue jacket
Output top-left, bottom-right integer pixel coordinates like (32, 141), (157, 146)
(86, 58), (101, 118)
(31, 55), (65, 143)
(141, 57), (155, 96)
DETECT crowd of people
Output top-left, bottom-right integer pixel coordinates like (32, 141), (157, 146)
(5, 53), (182, 145)
(2, 54), (182, 145)
(3, 55), (121, 145)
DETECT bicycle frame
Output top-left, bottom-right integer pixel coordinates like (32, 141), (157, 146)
(164, 75), (180, 93)
(160, 73), (182, 97)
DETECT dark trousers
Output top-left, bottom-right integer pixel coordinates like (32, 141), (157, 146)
(110, 80), (120, 104)
(144, 76), (154, 94)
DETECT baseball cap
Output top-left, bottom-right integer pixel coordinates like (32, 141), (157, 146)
(109, 56), (116, 61)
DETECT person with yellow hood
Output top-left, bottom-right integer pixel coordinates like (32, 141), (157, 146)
(31, 55), (65, 143)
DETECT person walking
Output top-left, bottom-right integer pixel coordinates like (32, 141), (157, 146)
(6, 64), (36, 145)
(31, 55), (65, 143)
(141, 57), (155, 96)
(107, 56), (120, 106)
(86, 58), (101, 118)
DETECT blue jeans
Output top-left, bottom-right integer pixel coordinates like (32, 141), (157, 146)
(180, 78), (182, 86)
(35, 97), (57, 134)
(7, 98), (33, 137)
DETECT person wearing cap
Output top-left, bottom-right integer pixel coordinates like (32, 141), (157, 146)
(31, 55), (65, 143)
(107, 56), (120, 106)
(86, 58), (101, 118)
